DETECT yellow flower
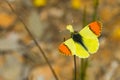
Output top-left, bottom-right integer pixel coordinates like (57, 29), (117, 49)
(33, 0), (46, 7)
(71, 0), (81, 10)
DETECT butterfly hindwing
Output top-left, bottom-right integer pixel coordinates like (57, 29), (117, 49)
(74, 41), (90, 58)
(64, 38), (90, 58)
(64, 38), (76, 55)
(81, 37), (99, 54)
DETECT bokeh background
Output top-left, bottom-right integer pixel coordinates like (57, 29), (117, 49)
(0, 0), (120, 80)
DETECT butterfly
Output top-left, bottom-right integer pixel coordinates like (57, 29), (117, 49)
(58, 21), (102, 58)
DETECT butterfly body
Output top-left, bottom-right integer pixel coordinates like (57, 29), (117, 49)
(72, 32), (88, 51)
(59, 21), (102, 58)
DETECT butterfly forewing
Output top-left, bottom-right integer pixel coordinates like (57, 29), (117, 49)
(79, 21), (101, 54)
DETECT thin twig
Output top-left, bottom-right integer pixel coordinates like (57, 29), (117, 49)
(74, 55), (77, 80)
(5, 1), (58, 80)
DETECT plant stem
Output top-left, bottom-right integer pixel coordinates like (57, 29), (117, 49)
(82, 6), (87, 27)
(80, 0), (99, 80)
(83, 59), (88, 75)
(5, 1), (59, 80)
(80, 59), (84, 80)
(93, 0), (99, 21)
(79, 6), (88, 80)
(80, 59), (88, 80)
(74, 55), (77, 80)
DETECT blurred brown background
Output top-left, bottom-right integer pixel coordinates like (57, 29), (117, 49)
(0, 0), (120, 80)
